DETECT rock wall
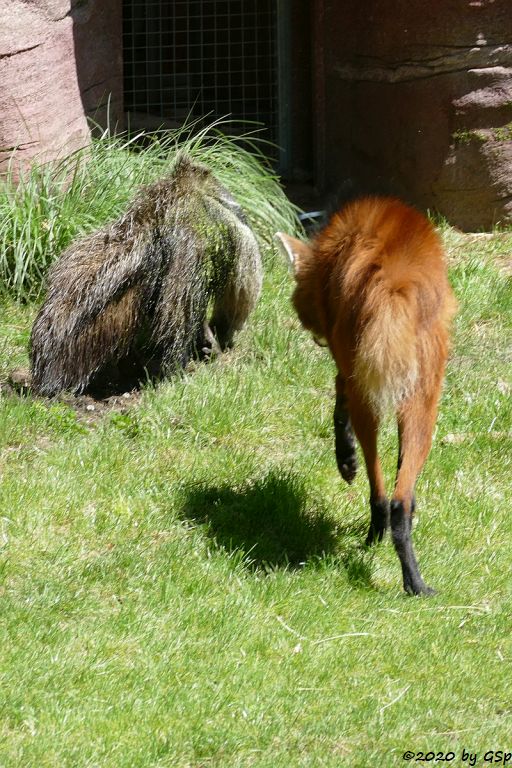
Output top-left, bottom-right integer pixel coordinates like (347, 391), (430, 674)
(73, 0), (123, 130)
(2, 0), (511, 229)
(0, 0), (123, 179)
(318, 0), (512, 230)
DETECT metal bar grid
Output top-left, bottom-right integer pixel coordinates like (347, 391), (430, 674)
(122, 0), (278, 149)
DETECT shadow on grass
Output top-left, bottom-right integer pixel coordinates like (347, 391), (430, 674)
(180, 468), (374, 582)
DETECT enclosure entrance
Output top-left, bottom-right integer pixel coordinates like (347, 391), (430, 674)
(122, 0), (281, 161)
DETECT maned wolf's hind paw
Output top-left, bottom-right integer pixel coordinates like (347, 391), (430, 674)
(365, 497), (389, 546)
(335, 435), (358, 483)
(404, 579), (436, 597)
(365, 521), (386, 546)
(339, 454), (358, 484)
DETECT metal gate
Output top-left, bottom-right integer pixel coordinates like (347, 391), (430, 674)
(123, 0), (280, 154)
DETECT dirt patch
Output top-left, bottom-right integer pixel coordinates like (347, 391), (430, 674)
(1, 367), (143, 427)
(57, 389), (143, 427)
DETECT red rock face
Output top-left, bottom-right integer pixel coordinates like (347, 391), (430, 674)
(2, 1), (511, 230)
(318, 0), (512, 230)
(72, 0), (123, 131)
(434, 67), (512, 229)
(0, 1), (90, 177)
(0, 0), (123, 180)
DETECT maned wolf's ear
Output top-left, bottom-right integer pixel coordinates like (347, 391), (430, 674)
(274, 233), (312, 274)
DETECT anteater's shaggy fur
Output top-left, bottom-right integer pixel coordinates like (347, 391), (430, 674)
(30, 154), (263, 396)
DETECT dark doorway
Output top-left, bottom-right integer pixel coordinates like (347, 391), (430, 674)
(123, 2), (279, 150)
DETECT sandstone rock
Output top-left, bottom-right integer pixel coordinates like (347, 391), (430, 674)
(433, 68), (512, 229)
(0, 1), (90, 177)
(72, 0), (123, 130)
(319, 0), (512, 230)
(0, 1), (123, 179)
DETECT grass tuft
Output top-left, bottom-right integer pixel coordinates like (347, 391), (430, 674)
(0, 119), (301, 301)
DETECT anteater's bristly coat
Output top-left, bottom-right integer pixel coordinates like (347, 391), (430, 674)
(30, 153), (262, 396)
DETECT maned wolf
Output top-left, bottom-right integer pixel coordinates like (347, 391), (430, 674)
(31, 153), (262, 396)
(276, 196), (457, 595)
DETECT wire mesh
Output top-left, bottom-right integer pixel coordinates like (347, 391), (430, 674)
(123, 0), (279, 149)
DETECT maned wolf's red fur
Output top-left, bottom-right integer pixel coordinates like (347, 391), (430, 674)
(276, 196), (457, 595)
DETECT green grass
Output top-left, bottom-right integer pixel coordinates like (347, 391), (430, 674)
(1, 221), (512, 765)
(0, 119), (300, 301)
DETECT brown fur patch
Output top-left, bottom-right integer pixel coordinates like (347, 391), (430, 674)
(30, 154), (263, 396)
(291, 197), (457, 413)
(280, 196), (457, 594)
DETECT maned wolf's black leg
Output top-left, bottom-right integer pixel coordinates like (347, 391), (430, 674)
(366, 497), (390, 546)
(334, 375), (358, 484)
(391, 388), (441, 595)
(343, 381), (389, 546)
(390, 499), (434, 596)
(365, 432), (405, 547)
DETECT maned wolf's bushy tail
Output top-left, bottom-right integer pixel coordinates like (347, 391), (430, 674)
(30, 153), (262, 396)
(353, 279), (420, 414)
(337, 198), (453, 415)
